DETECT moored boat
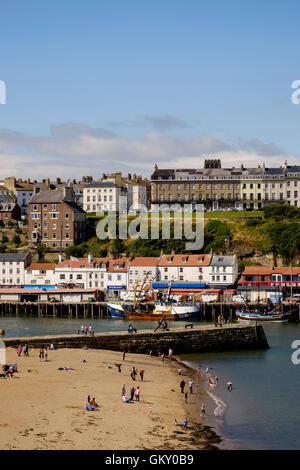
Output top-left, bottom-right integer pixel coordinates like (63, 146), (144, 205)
(236, 310), (291, 322)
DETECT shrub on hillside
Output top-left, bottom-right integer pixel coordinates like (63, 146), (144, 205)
(263, 204), (299, 219)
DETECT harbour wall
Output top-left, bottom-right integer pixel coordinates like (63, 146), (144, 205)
(2, 324), (269, 354)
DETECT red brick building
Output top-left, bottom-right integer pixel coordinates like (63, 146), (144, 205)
(0, 202), (21, 223)
(28, 185), (86, 251)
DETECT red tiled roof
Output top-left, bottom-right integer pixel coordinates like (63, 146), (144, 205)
(242, 266), (273, 276)
(26, 263), (57, 271)
(57, 257), (130, 272)
(130, 257), (159, 267)
(158, 254), (211, 267)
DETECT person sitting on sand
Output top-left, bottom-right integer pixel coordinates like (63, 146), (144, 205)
(122, 395), (130, 403)
(90, 397), (98, 409)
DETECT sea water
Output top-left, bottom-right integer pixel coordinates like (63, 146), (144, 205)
(180, 322), (300, 450)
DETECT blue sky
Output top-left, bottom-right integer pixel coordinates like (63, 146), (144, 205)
(0, 0), (300, 178)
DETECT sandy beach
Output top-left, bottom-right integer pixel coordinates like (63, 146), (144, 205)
(0, 346), (221, 450)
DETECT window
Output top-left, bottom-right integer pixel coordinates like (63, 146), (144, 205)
(51, 213), (58, 219)
(60, 274), (65, 279)
(65, 213), (69, 219)
(52, 204), (56, 210)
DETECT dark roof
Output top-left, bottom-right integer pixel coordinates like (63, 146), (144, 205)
(29, 189), (65, 204)
(64, 201), (86, 214)
(0, 252), (28, 262)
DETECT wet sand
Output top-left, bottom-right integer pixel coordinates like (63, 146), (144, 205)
(0, 347), (221, 450)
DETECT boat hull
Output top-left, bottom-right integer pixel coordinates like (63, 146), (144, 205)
(236, 311), (291, 322)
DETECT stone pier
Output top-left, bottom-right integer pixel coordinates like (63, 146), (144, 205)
(2, 323), (269, 355)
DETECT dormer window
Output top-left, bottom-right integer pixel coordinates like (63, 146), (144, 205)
(198, 257), (204, 263)
(181, 257), (187, 263)
(166, 258), (172, 263)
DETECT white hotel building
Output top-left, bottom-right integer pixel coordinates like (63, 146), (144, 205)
(83, 182), (123, 213)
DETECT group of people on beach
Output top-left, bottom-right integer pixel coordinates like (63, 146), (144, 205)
(85, 395), (98, 411)
(17, 344), (29, 356)
(80, 325), (94, 336)
(2, 363), (16, 378)
(121, 384), (141, 403)
(38, 345), (49, 362)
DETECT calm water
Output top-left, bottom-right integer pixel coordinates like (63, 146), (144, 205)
(180, 322), (300, 450)
(1, 317), (300, 449)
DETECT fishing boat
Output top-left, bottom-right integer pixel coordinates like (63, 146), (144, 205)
(236, 310), (291, 322)
(151, 301), (200, 320)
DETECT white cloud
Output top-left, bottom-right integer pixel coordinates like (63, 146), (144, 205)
(0, 123), (298, 179)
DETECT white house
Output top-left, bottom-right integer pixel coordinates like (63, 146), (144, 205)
(127, 257), (160, 290)
(208, 255), (238, 286)
(157, 254), (212, 284)
(25, 263), (57, 286)
(83, 182), (123, 213)
(0, 252), (32, 286)
(56, 256), (129, 296)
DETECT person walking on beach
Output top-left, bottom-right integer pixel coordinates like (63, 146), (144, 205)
(121, 384), (126, 397)
(135, 386), (140, 402)
(17, 345), (22, 357)
(180, 379), (186, 394)
(185, 392), (188, 403)
(174, 418), (178, 431)
(183, 418), (188, 430)
(130, 386), (135, 401)
(139, 369), (144, 381)
(44, 348), (48, 362)
(201, 403), (206, 416)
(84, 326), (88, 336)
(161, 353), (165, 363)
(39, 348), (44, 362)
(81, 324), (84, 335)
(169, 348), (173, 358)
(189, 379), (193, 394)
(131, 367), (137, 380)
(122, 350), (126, 361)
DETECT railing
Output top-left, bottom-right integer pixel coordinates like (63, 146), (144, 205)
(240, 281), (300, 287)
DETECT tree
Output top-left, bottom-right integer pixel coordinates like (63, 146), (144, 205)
(37, 244), (48, 260)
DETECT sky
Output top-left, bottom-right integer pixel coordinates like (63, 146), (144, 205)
(1, 0), (300, 179)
